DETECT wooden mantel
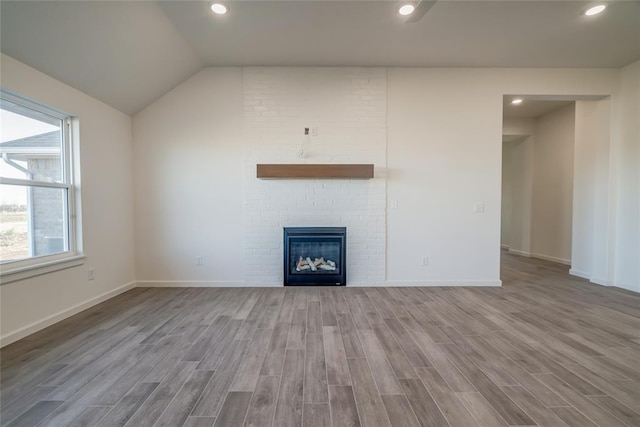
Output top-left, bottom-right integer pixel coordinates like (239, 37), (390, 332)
(257, 164), (374, 179)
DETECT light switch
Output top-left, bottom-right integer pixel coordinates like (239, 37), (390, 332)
(474, 202), (485, 213)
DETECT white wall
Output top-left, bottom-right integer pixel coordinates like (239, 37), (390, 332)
(569, 60), (639, 293)
(501, 143), (512, 247)
(613, 60), (640, 292)
(503, 136), (534, 255)
(386, 69), (503, 284)
(134, 67), (387, 286)
(501, 118), (535, 251)
(503, 118), (535, 136)
(385, 68), (621, 285)
(499, 66), (638, 293)
(572, 99), (612, 284)
(0, 54), (136, 345)
(502, 105), (575, 264)
(134, 67), (621, 288)
(500, 118), (536, 253)
(133, 68), (244, 284)
(531, 104), (575, 263)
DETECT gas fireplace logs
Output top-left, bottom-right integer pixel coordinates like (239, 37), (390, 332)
(296, 256), (337, 272)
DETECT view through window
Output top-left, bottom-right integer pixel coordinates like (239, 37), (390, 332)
(0, 91), (76, 266)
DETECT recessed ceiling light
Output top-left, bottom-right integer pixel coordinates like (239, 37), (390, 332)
(398, 4), (416, 16)
(210, 2), (228, 14)
(585, 4), (606, 16)
(511, 98), (523, 105)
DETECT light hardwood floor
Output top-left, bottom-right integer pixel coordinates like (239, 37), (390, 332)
(2, 251), (640, 426)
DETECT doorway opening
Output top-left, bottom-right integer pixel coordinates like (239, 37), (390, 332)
(499, 95), (610, 285)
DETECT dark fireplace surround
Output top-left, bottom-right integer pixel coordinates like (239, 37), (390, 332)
(284, 227), (346, 286)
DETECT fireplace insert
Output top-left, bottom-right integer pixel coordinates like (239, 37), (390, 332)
(283, 227), (346, 286)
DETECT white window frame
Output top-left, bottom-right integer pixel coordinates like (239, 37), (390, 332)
(0, 90), (84, 284)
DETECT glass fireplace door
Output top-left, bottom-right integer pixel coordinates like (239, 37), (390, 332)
(283, 227), (346, 286)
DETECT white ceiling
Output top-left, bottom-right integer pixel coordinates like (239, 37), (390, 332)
(503, 100), (574, 119)
(0, 1), (202, 114)
(2, 1), (639, 115)
(502, 100), (571, 143)
(159, 0), (640, 68)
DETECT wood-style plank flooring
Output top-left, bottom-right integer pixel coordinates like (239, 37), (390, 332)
(2, 251), (640, 426)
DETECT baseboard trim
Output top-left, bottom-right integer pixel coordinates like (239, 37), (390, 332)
(373, 280), (502, 287)
(138, 280), (502, 288)
(569, 268), (590, 279)
(136, 280), (280, 288)
(569, 270), (618, 288)
(500, 244), (510, 250)
(530, 253), (571, 266)
(508, 248), (531, 257)
(509, 249), (571, 266)
(589, 277), (614, 287)
(0, 281), (136, 348)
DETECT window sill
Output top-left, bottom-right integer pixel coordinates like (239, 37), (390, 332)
(0, 255), (86, 285)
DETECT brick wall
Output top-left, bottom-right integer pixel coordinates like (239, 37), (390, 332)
(29, 158), (64, 256)
(242, 68), (387, 285)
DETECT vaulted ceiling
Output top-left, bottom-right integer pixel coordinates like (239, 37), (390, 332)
(2, 1), (639, 115)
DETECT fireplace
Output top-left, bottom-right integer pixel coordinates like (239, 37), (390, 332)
(283, 227), (346, 286)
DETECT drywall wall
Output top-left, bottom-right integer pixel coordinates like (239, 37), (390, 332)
(133, 68), (244, 285)
(385, 68), (620, 285)
(502, 136), (534, 256)
(385, 69), (503, 284)
(501, 143), (512, 247)
(134, 66), (621, 287)
(501, 117), (535, 251)
(613, 60), (640, 292)
(134, 68), (387, 286)
(0, 54), (136, 345)
(502, 74), (637, 293)
(503, 118), (535, 136)
(531, 104), (575, 263)
(572, 98), (612, 284)
(501, 105), (575, 265)
(569, 60), (639, 293)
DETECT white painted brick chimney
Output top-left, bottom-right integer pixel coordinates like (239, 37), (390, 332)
(243, 67), (387, 285)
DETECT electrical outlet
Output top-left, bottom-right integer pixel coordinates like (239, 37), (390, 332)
(196, 256), (203, 266)
(88, 269), (95, 280)
(304, 127), (309, 135)
(422, 257), (429, 266)
(310, 127), (318, 137)
(473, 202), (485, 213)
(390, 200), (398, 209)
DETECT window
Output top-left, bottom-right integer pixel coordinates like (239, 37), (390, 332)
(0, 90), (83, 283)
